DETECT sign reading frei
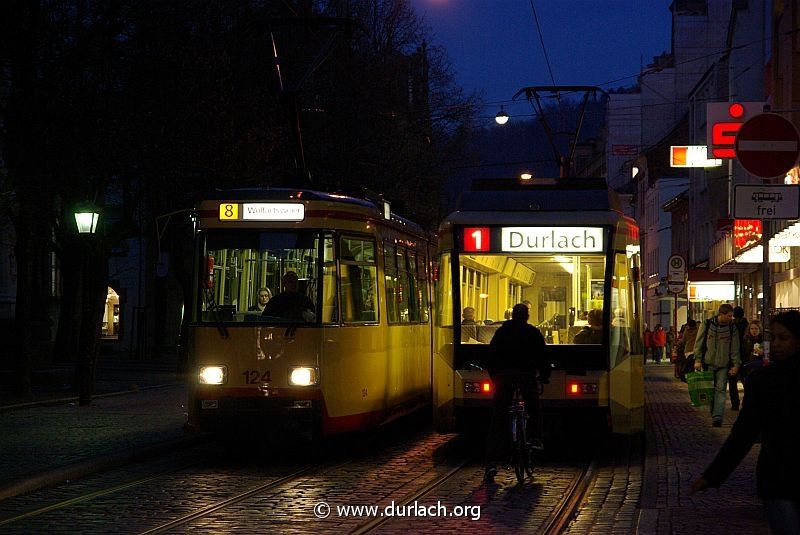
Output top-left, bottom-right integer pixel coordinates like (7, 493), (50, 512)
(733, 185), (800, 220)
(667, 254), (686, 294)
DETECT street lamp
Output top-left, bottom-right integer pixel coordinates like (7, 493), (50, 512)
(495, 106), (509, 125)
(74, 202), (100, 234)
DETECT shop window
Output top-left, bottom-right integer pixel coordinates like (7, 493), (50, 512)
(102, 286), (120, 339)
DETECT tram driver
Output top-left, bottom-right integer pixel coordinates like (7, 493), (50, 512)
(262, 271), (315, 322)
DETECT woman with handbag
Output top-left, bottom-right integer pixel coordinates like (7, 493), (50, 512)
(740, 319), (764, 381)
(679, 319), (698, 382)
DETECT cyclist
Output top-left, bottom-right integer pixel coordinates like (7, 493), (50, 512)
(484, 303), (551, 481)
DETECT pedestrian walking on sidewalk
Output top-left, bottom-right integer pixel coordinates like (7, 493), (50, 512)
(652, 324), (667, 364)
(741, 320), (765, 382)
(644, 326), (653, 363)
(691, 310), (800, 534)
(729, 306), (749, 411)
(678, 319), (699, 382)
(694, 304), (741, 427)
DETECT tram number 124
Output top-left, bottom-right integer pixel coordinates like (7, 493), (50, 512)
(243, 370), (271, 384)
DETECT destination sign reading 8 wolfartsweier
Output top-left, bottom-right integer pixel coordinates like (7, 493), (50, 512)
(219, 202), (306, 221)
(501, 227), (604, 253)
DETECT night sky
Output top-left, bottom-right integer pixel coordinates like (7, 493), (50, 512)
(411, 0), (673, 121)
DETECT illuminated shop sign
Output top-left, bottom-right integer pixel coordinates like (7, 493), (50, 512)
(670, 145), (722, 167)
(706, 102), (765, 159)
(218, 203), (305, 221)
(688, 281), (735, 302)
(501, 227), (604, 252)
(733, 219), (761, 252)
(735, 245), (791, 263)
(773, 221), (800, 246)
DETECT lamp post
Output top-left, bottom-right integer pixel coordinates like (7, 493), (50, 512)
(73, 202), (102, 406)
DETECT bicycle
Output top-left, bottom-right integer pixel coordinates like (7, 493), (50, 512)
(509, 386), (535, 484)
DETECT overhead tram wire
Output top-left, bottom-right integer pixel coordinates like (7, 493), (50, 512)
(530, 0), (557, 90)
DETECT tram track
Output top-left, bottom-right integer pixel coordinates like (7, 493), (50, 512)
(541, 459), (596, 534)
(0, 446), (216, 528)
(350, 457), (473, 535)
(140, 461), (349, 534)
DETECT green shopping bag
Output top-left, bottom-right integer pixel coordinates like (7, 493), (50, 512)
(686, 370), (714, 407)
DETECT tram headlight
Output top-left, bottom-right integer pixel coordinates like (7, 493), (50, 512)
(288, 366), (319, 386)
(198, 365), (227, 385)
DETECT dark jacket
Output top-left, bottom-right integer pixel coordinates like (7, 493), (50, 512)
(488, 320), (549, 381)
(702, 353), (800, 499)
(573, 327), (603, 345)
(262, 292), (314, 321)
(742, 334), (763, 365)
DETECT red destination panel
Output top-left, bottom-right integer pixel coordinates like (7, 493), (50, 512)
(463, 227), (490, 252)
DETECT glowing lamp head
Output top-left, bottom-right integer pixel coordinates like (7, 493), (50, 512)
(289, 366), (319, 386)
(482, 381), (492, 393)
(74, 202), (100, 234)
(198, 366), (226, 385)
(495, 107), (509, 125)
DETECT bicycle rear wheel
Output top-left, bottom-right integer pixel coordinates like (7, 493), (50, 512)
(513, 413), (527, 484)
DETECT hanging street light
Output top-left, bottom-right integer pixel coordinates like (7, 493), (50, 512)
(74, 202), (100, 234)
(495, 106), (509, 125)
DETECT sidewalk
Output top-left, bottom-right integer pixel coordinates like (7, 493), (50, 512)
(637, 362), (770, 534)
(0, 357), (197, 500)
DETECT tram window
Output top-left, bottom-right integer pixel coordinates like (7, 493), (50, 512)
(417, 253), (429, 323)
(199, 230), (322, 324)
(384, 243), (400, 323)
(384, 242), (423, 324)
(340, 236), (378, 324)
(451, 253), (606, 345)
(322, 235), (337, 324)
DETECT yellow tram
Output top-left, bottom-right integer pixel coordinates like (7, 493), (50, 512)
(187, 189), (434, 439)
(433, 178), (645, 436)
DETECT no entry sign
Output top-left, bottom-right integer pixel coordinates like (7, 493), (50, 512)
(735, 113), (800, 178)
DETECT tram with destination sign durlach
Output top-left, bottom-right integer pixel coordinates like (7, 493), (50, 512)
(433, 178), (644, 437)
(187, 189), (434, 439)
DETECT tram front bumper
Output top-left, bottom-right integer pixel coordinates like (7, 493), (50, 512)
(193, 390), (320, 439)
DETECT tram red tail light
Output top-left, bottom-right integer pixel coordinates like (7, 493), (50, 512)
(464, 381), (493, 394)
(567, 382), (598, 395)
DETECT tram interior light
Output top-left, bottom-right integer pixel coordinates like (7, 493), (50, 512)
(289, 366), (319, 386)
(198, 365), (227, 385)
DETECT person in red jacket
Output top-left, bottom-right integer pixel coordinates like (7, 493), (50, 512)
(644, 326), (653, 362)
(652, 324), (667, 364)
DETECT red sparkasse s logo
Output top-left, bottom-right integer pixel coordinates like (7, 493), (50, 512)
(463, 227), (490, 252)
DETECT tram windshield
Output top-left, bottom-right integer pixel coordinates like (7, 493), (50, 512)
(199, 230), (322, 324)
(452, 253), (607, 345)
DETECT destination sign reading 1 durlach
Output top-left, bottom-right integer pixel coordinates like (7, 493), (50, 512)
(501, 227), (604, 252)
